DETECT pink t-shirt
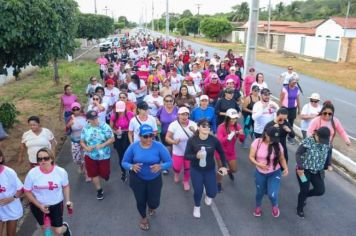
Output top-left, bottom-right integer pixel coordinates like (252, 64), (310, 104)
(244, 75), (255, 96)
(110, 111), (134, 131)
(251, 138), (283, 174)
(216, 123), (245, 159)
(61, 94), (77, 112)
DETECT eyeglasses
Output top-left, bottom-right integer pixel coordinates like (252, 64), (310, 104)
(72, 108), (80, 111)
(37, 156), (51, 162)
(201, 124), (211, 128)
(310, 100), (319, 103)
(142, 134), (154, 139)
(165, 100), (173, 103)
(322, 112), (333, 116)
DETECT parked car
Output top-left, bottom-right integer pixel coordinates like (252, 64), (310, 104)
(99, 38), (112, 52)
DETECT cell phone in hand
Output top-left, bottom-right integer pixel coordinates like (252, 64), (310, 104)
(217, 170), (224, 176)
(299, 174), (307, 183)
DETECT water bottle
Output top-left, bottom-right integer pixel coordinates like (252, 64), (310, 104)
(116, 127), (122, 139)
(43, 214), (52, 236)
(67, 202), (73, 216)
(199, 146), (207, 167)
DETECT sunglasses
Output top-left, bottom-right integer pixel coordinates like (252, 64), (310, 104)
(310, 99), (319, 103)
(93, 98), (100, 101)
(142, 134), (154, 139)
(37, 156), (51, 162)
(322, 112), (333, 116)
(152, 89), (159, 91)
(201, 124), (211, 128)
(72, 108), (80, 111)
(165, 100), (173, 103)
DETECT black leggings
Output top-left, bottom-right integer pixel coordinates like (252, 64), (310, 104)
(114, 132), (130, 174)
(296, 170), (325, 210)
(129, 173), (163, 218)
(287, 107), (297, 128)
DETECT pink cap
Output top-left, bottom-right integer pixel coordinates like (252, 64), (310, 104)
(226, 78), (235, 84)
(115, 101), (126, 112)
(71, 102), (81, 110)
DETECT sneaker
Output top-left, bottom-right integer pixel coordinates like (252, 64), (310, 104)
(121, 173), (127, 182)
(162, 170), (169, 175)
(253, 207), (262, 217)
(193, 206), (201, 218)
(272, 206), (280, 218)
(63, 222), (72, 236)
(174, 173), (179, 183)
(296, 208), (305, 218)
(217, 183), (223, 193)
(183, 181), (190, 191)
(204, 196), (212, 206)
(228, 172), (235, 181)
(96, 189), (104, 200)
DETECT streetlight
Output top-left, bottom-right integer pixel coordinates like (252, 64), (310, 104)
(165, 0), (169, 39)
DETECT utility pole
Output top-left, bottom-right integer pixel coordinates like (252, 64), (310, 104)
(267, 0), (271, 49)
(94, 0), (97, 14)
(244, 0), (259, 77)
(344, 0), (351, 37)
(152, 0), (154, 31)
(103, 6), (110, 16)
(165, 0), (169, 39)
(195, 3), (202, 15)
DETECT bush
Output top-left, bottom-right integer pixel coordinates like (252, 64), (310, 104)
(0, 102), (20, 129)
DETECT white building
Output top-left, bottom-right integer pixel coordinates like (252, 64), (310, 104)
(315, 17), (356, 38)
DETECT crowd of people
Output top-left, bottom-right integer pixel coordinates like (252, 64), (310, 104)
(0, 31), (352, 235)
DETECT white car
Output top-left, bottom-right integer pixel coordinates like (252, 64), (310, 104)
(99, 38), (112, 52)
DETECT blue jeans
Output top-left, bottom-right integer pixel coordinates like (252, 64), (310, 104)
(255, 168), (281, 207)
(190, 167), (217, 207)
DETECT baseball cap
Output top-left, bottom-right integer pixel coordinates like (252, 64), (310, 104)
(316, 127), (330, 145)
(86, 110), (98, 120)
(308, 93), (320, 101)
(224, 88), (234, 94)
(200, 95), (209, 101)
(115, 101), (126, 112)
(226, 78), (235, 84)
(185, 76), (193, 81)
(266, 126), (280, 143)
(230, 66), (236, 71)
(226, 108), (240, 119)
(260, 88), (271, 95)
(71, 102), (81, 110)
(139, 124), (154, 136)
(178, 106), (190, 114)
(106, 79), (114, 85)
(137, 101), (149, 110)
(251, 85), (260, 91)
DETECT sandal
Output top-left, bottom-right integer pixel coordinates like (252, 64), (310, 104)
(139, 219), (150, 231)
(148, 209), (156, 216)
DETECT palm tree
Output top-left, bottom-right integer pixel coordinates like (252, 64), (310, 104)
(230, 2), (250, 22)
(286, 1), (301, 20)
(273, 2), (285, 20)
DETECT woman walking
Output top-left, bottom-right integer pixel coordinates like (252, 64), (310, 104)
(190, 95), (217, 134)
(249, 126), (289, 218)
(184, 119), (228, 218)
(174, 85), (196, 109)
(59, 84), (78, 123)
(242, 85), (260, 147)
(215, 88), (241, 125)
(300, 93), (322, 139)
(216, 109), (245, 192)
(166, 107), (197, 190)
(122, 124), (172, 231)
(296, 127), (331, 218)
(110, 101), (134, 182)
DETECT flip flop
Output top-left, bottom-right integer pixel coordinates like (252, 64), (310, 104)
(139, 219), (150, 231)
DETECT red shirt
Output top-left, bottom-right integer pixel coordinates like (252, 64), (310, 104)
(204, 83), (222, 100)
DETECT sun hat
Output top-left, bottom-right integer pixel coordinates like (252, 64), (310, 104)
(308, 93), (321, 101)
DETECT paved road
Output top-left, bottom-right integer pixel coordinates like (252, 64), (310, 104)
(19, 137), (356, 236)
(148, 30), (356, 139)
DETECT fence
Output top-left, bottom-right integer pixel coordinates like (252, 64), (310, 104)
(339, 38), (356, 63)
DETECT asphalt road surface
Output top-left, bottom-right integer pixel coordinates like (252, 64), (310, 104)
(19, 138), (356, 236)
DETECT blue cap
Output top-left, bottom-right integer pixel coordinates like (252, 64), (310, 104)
(139, 124), (154, 136)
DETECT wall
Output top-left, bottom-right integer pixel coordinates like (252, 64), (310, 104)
(316, 19), (344, 38)
(340, 38), (356, 63)
(345, 29), (356, 38)
(304, 36), (327, 58)
(284, 34), (302, 54)
(222, 31), (245, 43)
(0, 67), (14, 86)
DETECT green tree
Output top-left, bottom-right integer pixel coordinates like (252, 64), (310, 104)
(231, 2), (249, 22)
(114, 22), (125, 30)
(181, 9), (193, 18)
(273, 2), (285, 20)
(77, 13), (115, 40)
(200, 18), (233, 41)
(118, 16), (128, 26)
(184, 17), (201, 36)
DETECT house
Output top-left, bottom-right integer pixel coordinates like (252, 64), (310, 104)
(315, 17), (356, 38)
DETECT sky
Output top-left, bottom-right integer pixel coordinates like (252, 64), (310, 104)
(75, 0), (295, 23)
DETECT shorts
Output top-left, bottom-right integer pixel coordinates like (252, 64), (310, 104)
(85, 155), (110, 180)
(30, 201), (63, 227)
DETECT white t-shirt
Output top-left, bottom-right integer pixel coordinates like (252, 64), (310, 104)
(104, 87), (120, 106)
(128, 115), (158, 142)
(167, 120), (197, 156)
(189, 71), (202, 87)
(21, 128), (54, 164)
(143, 95), (163, 117)
(127, 92), (137, 103)
(85, 83), (102, 98)
(70, 116), (87, 142)
(300, 103), (322, 131)
(128, 80), (147, 99)
(187, 84), (202, 97)
(0, 166), (23, 221)
(251, 81), (268, 91)
(281, 71), (299, 85)
(252, 101), (279, 134)
(24, 165), (69, 206)
(170, 75), (183, 92)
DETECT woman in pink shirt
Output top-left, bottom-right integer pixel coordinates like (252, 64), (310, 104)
(110, 101), (134, 182)
(223, 66), (240, 90)
(59, 84), (78, 123)
(307, 101), (351, 169)
(216, 109), (245, 192)
(243, 68), (256, 96)
(249, 126), (288, 218)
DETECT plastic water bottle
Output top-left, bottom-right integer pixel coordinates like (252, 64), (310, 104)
(199, 146), (207, 167)
(43, 214), (52, 236)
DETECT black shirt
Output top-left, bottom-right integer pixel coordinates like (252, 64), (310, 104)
(215, 97), (241, 125)
(184, 135), (227, 171)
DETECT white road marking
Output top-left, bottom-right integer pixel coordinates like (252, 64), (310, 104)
(211, 201), (231, 236)
(334, 98), (356, 108)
